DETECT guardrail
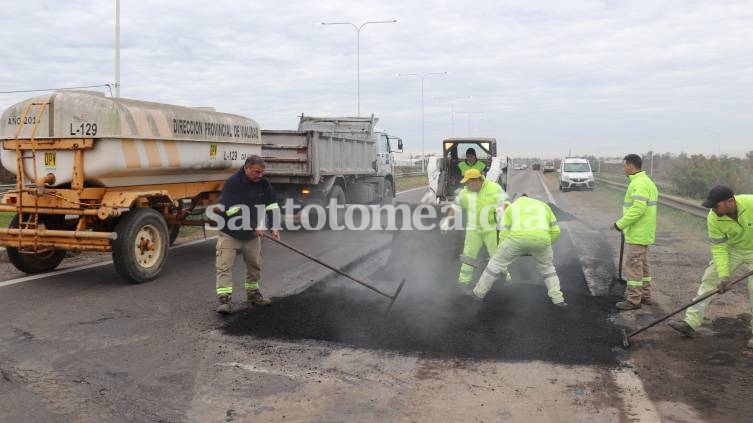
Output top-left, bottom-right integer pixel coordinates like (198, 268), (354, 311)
(597, 177), (708, 218)
(395, 171), (425, 177)
(0, 184), (14, 194)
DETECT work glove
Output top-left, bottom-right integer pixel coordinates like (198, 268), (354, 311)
(495, 206), (506, 223)
(718, 277), (732, 294)
(439, 216), (454, 234)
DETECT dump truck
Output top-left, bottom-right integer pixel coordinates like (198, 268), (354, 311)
(261, 115), (402, 228)
(425, 137), (508, 204)
(0, 90), (263, 282)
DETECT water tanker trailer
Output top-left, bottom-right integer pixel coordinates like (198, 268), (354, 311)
(0, 90), (261, 282)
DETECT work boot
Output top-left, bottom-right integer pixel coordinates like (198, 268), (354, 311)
(553, 301), (568, 308)
(668, 320), (696, 338)
(617, 286), (642, 310)
(615, 300), (641, 310)
(216, 295), (232, 315)
(244, 289), (271, 306)
(464, 289), (483, 302)
(641, 284), (653, 305)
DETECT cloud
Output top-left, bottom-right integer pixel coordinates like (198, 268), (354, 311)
(1, 0), (751, 157)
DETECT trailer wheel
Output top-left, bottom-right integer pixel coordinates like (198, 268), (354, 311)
(112, 208), (169, 283)
(168, 224), (180, 246)
(6, 214), (66, 274)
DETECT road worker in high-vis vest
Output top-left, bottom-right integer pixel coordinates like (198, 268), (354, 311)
(613, 153), (659, 311)
(458, 147), (486, 176)
(441, 168), (507, 290)
(670, 185), (753, 350)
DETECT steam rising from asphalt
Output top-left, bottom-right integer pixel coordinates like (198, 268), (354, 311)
(222, 208), (622, 365)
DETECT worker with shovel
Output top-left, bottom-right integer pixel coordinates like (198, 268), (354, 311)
(613, 154), (659, 310)
(669, 186), (753, 350)
(441, 168), (507, 291)
(214, 155), (281, 314)
(469, 194), (567, 307)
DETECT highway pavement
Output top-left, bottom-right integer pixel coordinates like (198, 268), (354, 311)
(0, 172), (669, 422)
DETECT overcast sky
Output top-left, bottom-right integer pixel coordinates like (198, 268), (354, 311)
(1, 0), (751, 158)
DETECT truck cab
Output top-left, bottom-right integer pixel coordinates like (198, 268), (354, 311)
(427, 137), (508, 204)
(375, 131), (403, 179)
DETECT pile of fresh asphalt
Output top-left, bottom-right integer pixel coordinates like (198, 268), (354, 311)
(223, 223), (623, 366)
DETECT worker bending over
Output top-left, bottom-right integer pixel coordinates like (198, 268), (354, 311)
(470, 195), (567, 307)
(670, 185), (753, 350)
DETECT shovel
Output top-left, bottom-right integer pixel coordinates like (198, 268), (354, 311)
(262, 233), (406, 316)
(608, 232), (627, 294)
(620, 268), (753, 348)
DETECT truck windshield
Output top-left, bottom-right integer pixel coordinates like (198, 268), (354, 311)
(564, 163), (590, 172)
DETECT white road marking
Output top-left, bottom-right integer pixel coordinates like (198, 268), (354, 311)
(611, 367), (663, 421)
(536, 171), (557, 205)
(0, 236), (215, 288)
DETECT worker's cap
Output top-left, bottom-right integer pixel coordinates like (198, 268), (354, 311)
(460, 168), (483, 183)
(702, 185), (734, 208)
(465, 148), (477, 156)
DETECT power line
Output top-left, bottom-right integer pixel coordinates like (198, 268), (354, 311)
(0, 84), (115, 95)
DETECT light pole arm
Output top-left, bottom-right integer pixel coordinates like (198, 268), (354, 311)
(322, 20), (397, 116)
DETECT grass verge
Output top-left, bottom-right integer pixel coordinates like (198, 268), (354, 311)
(395, 175), (427, 192)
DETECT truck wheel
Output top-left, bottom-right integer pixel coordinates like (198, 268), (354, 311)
(381, 180), (395, 205)
(326, 185), (347, 229)
(112, 208), (169, 283)
(6, 214), (66, 274)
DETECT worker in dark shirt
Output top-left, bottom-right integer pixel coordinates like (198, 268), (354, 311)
(215, 155), (280, 314)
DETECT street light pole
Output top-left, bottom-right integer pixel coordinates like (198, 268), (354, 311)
(435, 96), (470, 137)
(321, 19), (397, 116)
(115, 0), (120, 97)
(397, 72), (448, 172)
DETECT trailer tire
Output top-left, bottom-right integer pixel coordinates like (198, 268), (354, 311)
(168, 224), (180, 246)
(6, 215), (66, 274)
(112, 208), (169, 283)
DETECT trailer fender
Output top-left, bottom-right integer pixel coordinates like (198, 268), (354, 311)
(100, 190), (173, 219)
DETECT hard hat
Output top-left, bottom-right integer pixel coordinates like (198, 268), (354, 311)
(460, 168), (483, 183)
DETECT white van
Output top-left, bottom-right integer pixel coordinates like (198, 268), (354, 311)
(559, 158), (594, 191)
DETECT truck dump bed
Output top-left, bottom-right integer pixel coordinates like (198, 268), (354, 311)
(261, 116), (377, 184)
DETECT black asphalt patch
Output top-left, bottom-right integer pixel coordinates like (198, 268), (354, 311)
(222, 226), (624, 366)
